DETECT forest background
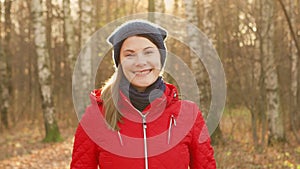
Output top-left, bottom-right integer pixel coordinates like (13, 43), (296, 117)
(0, 0), (299, 168)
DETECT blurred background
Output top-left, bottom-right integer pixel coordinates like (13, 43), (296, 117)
(0, 0), (299, 168)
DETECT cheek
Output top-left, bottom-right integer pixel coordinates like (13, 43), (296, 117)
(155, 60), (161, 67)
(120, 59), (132, 71)
(121, 64), (132, 77)
(150, 57), (161, 69)
(121, 65), (135, 82)
(153, 69), (161, 77)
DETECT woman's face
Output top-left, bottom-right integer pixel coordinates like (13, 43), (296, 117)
(120, 36), (161, 92)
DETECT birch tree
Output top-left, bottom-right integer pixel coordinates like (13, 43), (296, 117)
(203, 0), (215, 44)
(183, 0), (223, 144)
(146, 0), (165, 44)
(148, 0), (155, 21)
(286, 0), (300, 142)
(183, 0), (204, 103)
(154, 0), (165, 24)
(201, 0), (216, 111)
(73, 0), (95, 118)
(203, 0), (224, 144)
(155, 0), (165, 13)
(63, 0), (75, 70)
(260, 0), (285, 143)
(31, 0), (61, 142)
(0, 0), (12, 129)
(0, 33), (8, 129)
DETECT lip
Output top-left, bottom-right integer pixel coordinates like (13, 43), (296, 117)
(133, 69), (152, 76)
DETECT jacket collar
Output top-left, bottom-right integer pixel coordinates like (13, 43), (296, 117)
(89, 82), (179, 121)
(90, 83), (178, 104)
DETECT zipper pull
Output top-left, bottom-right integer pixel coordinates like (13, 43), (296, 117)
(142, 115), (147, 129)
(117, 131), (124, 146)
(168, 115), (176, 144)
(172, 115), (176, 126)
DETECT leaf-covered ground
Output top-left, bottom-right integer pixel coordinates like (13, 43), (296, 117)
(0, 113), (299, 169)
(215, 108), (300, 169)
(0, 122), (74, 169)
(0, 138), (72, 169)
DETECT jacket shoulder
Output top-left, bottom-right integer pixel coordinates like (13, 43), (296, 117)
(89, 89), (103, 105)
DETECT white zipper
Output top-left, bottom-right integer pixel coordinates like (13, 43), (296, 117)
(119, 91), (177, 168)
(124, 99), (149, 169)
(168, 114), (176, 144)
(142, 114), (148, 169)
(117, 131), (123, 146)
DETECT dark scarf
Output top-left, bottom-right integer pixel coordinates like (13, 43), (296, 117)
(119, 76), (166, 111)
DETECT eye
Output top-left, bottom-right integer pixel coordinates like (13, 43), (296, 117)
(125, 53), (136, 57)
(144, 50), (154, 55)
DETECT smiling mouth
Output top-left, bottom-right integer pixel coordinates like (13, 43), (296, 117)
(133, 69), (152, 76)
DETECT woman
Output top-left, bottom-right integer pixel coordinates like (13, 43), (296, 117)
(71, 20), (216, 169)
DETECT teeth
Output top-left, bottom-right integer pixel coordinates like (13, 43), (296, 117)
(135, 69), (150, 75)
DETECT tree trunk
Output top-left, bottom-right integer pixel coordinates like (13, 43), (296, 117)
(148, 0), (155, 22)
(24, 0), (39, 122)
(0, 42), (9, 130)
(0, 0), (13, 129)
(298, 0), (300, 130)
(259, 63), (267, 147)
(183, 0), (209, 112)
(46, 0), (52, 61)
(173, 0), (179, 15)
(31, 0), (61, 142)
(63, 0), (75, 70)
(298, 0), (300, 128)
(201, 0), (216, 114)
(183, 0), (223, 144)
(0, 1), (1, 32)
(105, 0), (111, 22)
(277, 0), (300, 140)
(73, 0), (95, 118)
(183, 0), (202, 104)
(203, 0), (215, 44)
(202, 0), (223, 145)
(252, 0), (267, 149)
(260, 0), (285, 144)
(154, 0), (165, 23)
(155, 0), (165, 13)
(288, 0), (300, 143)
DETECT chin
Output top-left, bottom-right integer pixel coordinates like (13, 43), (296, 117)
(133, 81), (152, 88)
(132, 79), (155, 87)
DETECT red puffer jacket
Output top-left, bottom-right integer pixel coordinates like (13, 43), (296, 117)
(70, 83), (216, 169)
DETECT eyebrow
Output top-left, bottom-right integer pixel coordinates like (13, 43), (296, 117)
(143, 47), (154, 50)
(122, 46), (154, 53)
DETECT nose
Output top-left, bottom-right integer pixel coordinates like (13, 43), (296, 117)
(135, 52), (147, 66)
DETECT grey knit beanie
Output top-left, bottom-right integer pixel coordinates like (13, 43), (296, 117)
(107, 20), (167, 68)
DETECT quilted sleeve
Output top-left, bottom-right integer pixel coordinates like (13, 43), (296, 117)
(70, 124), (99, 169)
(189, 110), (216, 169)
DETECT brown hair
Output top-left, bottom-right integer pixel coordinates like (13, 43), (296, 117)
(100, 68), (123, 131)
